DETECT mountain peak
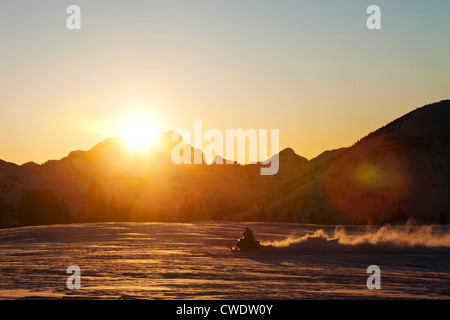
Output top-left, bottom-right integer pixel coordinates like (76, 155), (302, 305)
(279, 147), (296, 156)
(21, 161), (40, 168)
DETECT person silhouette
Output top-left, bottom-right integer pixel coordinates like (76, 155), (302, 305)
(242, 227), (254, 241)
(233, 227), (260, 251)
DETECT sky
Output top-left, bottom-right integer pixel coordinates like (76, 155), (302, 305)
(0, 0), (449, 165)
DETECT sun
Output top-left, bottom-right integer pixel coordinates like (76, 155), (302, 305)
(120, 114), (159, 152)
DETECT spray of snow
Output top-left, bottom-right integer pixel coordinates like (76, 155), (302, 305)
(260, 224), (450, 254)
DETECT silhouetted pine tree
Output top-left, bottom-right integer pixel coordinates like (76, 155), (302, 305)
(17, 189), (72, 226)
(86, 182), (108, 222)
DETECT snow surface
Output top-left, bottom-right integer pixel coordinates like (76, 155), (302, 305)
(0, 222), (448, 299)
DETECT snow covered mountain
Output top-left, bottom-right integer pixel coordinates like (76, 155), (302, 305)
(0, 100), (449, 227)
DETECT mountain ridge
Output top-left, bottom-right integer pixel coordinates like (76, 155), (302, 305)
(1, 100), (449, 227)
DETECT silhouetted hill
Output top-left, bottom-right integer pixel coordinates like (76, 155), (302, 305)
(1, 100), (449, 227)
(0, 132), (309, 226)
(247, 100), (450, 224)
(310, 147), (348, 172)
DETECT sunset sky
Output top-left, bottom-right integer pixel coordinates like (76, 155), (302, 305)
(0, 0), (449, 165)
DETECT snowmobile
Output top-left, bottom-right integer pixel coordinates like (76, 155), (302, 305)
(230, 238), (261, 252)
(230, 227), (261, 252)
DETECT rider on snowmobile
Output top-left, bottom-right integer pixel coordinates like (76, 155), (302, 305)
(235, 227), (260, 251)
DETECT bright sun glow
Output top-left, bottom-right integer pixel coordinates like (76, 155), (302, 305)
(120, 113), (160, 152)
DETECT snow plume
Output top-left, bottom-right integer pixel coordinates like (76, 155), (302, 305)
(260, 225), (450, 254)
